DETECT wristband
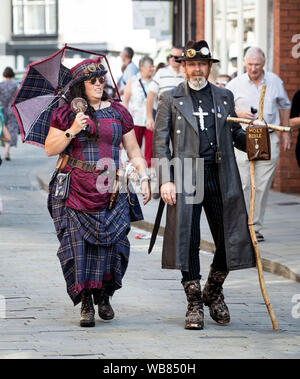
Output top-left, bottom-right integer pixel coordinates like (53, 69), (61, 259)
(140, 174), (150, 183)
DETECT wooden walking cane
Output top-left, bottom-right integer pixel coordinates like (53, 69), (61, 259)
(227, 85), (291, 330)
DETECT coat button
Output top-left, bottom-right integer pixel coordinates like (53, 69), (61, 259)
(179, 101), (183, 105)
(176, 130), (181, 134)
(224, 101), (227, 105)
(178, 116), (182, 120)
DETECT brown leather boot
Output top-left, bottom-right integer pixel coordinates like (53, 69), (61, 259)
(80, 289), (95, 327)
(202, 266), (230, 325)
(182, 279), (204, 330)
(94, 282), (115, 321)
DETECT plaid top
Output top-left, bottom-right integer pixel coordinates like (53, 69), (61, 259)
(50, 101), (134, 211)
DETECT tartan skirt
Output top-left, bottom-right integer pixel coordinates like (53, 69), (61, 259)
(48, 172), (137, 306)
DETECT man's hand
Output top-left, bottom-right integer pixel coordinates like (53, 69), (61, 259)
(160, 182), (176, 206)
(281, 132), (292, 151)
(235, 110), (256, 120)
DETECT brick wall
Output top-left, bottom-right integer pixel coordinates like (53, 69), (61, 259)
(273, 0), (300, 194)
(195, 0), (205, 40)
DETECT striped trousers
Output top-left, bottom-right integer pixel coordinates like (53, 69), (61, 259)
(181, 163), (227, 282)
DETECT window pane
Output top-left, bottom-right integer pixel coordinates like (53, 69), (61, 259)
(46, 2), (56, 34)
(12, 0), (24, 35)
(24, 2), (46, 35)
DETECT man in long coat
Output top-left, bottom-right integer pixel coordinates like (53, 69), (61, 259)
(150, 40), (255, 330)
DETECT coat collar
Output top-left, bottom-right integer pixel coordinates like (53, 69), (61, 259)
(172, 81), (232, 140)
(173, 81), (198, 135)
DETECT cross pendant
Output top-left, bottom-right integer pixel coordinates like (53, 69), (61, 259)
(193, 106), (209, 131)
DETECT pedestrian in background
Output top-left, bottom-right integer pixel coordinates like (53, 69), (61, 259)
(154, 62), (166, 74)
(215, 74), (232, 88)
(289, 90), (300, 167)
(45, 58), (150, 327)
(118, 47), (139, 97)
(123, 56), (154, 169)
(0, 67), (19, 161)
(146, 46), (184, 131)
(227, 47), (291, 242)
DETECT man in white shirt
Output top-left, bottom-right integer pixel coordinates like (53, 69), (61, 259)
(226, 47), (291, 242)
(146, 46), (184, 131)
(119, 47), (139, 96)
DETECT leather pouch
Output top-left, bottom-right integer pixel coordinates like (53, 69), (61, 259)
(246, 122), (271, 161)
(54, 171), (72, 199)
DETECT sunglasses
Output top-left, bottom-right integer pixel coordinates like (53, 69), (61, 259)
(169, 54), (180, 59)
(86, 76), (105, 85)
(216, 81), (228, 86)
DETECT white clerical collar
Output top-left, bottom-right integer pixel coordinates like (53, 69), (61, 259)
(188, 79), (208, 91)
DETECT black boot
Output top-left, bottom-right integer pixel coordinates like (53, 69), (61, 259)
(202, 266), (230, 325)
(94, 282), (115, 321)
(182, 279), (204, 330)
(80, 289), (95, 327)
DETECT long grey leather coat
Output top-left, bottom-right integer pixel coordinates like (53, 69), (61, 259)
(152, 81), (255, 272)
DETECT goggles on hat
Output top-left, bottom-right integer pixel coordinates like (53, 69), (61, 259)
(83, 62), (106, 75)
(85, 75), (105, 85)
(184, 46), (211, 59)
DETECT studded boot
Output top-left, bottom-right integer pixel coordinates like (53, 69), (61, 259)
(202, 266), (230, 325)
(182, 279), (204, 330)
(80, 289), (95, 327)
(94, 282), (115, 321)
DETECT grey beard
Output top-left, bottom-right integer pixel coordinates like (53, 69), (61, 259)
(188, 77), (207, 90)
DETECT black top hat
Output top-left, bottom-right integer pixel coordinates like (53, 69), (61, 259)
(176, 40), (219, 63)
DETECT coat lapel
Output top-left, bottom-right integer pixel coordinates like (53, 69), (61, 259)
(210, 83), (231, 142)
(173, 82), (199, 136)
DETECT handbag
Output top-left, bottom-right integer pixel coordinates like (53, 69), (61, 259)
(54, 149), (82, 200)
(139, 78), (156, 120)
(246, 120), (271, 161)
(54, 171), (72, 199)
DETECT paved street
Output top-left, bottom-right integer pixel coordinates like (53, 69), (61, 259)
(0, 140), (299, 359)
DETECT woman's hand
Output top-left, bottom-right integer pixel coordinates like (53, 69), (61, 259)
(141, 180), (151, 205)
(70, 112), (90, 135)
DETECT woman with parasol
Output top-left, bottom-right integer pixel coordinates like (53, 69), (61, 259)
(45, 57), (151, 327)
